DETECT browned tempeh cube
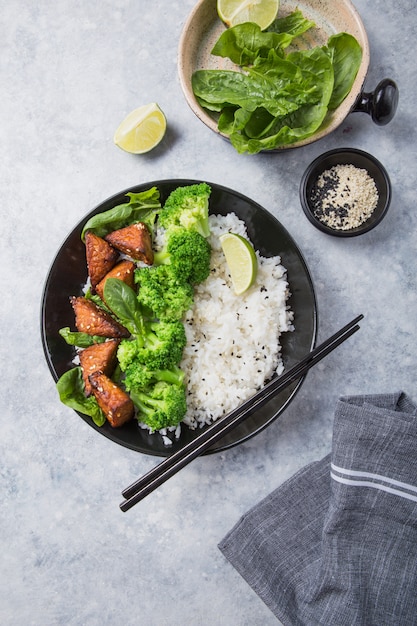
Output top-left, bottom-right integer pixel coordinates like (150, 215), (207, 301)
(95, 260), (136, 302)
(79, 339), (120, 396)
(85, 231), (119, 290)
(89, 371), (134, 427)
(105, 222), (154, 265)
(70, 296), (130, 338)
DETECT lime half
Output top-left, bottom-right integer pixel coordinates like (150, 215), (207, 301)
(217, 0), (279, 30)
(220, 232), (258, 295)
(114, 103), (166, 154)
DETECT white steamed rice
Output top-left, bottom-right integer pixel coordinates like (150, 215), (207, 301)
(180, 212), (293, 430)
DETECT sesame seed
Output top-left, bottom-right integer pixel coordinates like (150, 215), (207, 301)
(310, 164), (379, 230)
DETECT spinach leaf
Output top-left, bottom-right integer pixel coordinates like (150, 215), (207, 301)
(219, 106), (252, 135)
(59, 327), (106, 348)
(56, 367), (106, 427)
(212, 11), (315, 66)
(103, 278), (144, 338)
(193, 66), (303, 118)
(326, 33), (363, 109)
(266, 9), (315, 38)
(212, 23), (288, 66)
(81, 186), (161, 241)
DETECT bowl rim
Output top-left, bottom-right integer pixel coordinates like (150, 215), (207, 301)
(299, 147), (392, 237)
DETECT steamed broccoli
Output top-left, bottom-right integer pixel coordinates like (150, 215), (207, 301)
(158, 182), (211, 238)
(104, 278), (188, 428)
(117, 338), (140, 371)
(135, 264), (194, 322)
(117, 319), (186, 371)
(130, 380), (187, 431)
(153, 228), (211, 285)
(116, 311), (187, 425)
(123, 361), (185, 391)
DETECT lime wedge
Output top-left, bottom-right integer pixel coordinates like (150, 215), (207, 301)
(220, 232), (258, 295)
(114, 103), (166, 154)
(217, 0), (279, 30)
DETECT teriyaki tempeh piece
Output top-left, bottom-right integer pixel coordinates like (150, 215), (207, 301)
(95, 260), (136, 303)
(105, 222), (154, 264)
(85, 231), (119, 291)
(89, 371), (134, 427)
(79, 338), (120, 396)
(70, 296), (130, 338)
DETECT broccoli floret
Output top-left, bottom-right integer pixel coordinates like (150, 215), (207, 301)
(135, 264), (194, 322)
(117, 339), (139, 371)
(142, 320), (186, 369)
(117, 320), (186, 371)
(158, 183), (211, 238)
(153, 229), (211, 285)
(130, 380), (187, 431)
(124, 361), (185, 391)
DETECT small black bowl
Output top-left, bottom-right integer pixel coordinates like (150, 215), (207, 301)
(300, 148), (391, 237)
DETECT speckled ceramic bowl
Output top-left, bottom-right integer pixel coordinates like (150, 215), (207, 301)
(178, 0), (398, 151)
(299, 148), (392, 236)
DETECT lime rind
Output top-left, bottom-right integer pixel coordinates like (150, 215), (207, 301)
(114, 103), (166, 154)
(217, 0), (280, 30)
(220, 232), (258, 295)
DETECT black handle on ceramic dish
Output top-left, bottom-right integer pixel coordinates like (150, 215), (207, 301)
(353, 78), (399, 126)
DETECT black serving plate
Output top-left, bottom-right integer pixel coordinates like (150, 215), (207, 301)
(41, 180), (317, 456)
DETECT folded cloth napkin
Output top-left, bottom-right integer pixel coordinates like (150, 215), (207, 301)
(219, 392), (417, 626)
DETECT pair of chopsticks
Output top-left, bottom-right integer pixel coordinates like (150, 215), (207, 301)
(120, 314), (364, 512)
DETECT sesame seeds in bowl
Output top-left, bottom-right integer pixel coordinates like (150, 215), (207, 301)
(299, 148), (391, 237)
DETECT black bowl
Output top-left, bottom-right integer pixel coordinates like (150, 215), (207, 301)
(300, 148), (391, 237)
(41, 180), (317, 457)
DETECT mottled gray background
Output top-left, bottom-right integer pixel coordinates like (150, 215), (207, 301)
(1, 1), (415, 624)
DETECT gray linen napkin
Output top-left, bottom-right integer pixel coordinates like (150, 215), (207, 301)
(219, 392), (417, 626)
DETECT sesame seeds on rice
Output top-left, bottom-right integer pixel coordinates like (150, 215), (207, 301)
(180, 212), (294, 430)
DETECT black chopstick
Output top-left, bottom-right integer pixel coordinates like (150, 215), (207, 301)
(120, 314), (363, 512)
